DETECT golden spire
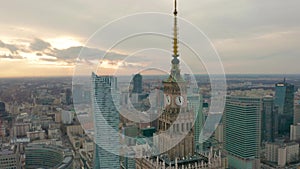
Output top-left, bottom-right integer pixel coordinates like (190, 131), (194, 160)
(166, 0), (183, 82)
(173, 0), (179, 57)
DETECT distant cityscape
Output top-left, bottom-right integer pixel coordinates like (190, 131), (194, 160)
(0, 1), (299, 169)
(0, 73), (299, 169)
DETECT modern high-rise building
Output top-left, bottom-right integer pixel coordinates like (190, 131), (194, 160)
(277, 142), (299, 167)
(132, 74), (143, 94)
(294, 104), (300, 124)
(224, 96), (262, 169)
(187, 93), (204, 152)
(265, 142), (281, 163)
(121, 149), (136, 169)
(290, 124), (300, 141)
(13, 123), (31, 138)
(275, 79), (295, 135)
(91, 73), (120, 168)
(0, 102), (8, 117)
(0, 145), (21, 169)
(261, 96), (278, 142)
(0, 102), (6, 137)
(265, 142), (299, 167)
(65, 88), (72, 105)
(292, 104), (300, 142)
(0, 102), (5, 114)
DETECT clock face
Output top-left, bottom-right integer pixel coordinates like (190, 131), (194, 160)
(165, 95), (171, 105)
(175, 96), (184, 106)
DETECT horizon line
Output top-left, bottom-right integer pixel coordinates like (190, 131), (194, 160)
(0, 73), (299, 79)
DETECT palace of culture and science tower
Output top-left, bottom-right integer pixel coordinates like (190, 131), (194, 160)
(135, 1), (223, 168)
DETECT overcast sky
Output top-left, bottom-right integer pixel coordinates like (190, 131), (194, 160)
(0, 0), (299, 77)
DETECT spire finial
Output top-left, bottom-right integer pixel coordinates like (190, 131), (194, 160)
(174, 0), (178, 16)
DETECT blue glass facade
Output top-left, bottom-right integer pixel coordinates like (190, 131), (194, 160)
(92, 73), (120, 169)
(275, 81), (294, 135)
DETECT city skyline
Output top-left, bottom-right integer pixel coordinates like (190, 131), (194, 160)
(0, 70), (299, 168)
(0, 1), (300, 168)
(0, 0), (300, 77)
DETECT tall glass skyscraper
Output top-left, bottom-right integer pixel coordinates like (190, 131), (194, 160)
(224, 96), (262, 169)
(275, 79), (295, 135)
(0, 102), (6, 117)
(262, 96), (278, 142)
(132, 74), (142, 94)
(187, 93), (203, 152)
(92, 72), (120, 168)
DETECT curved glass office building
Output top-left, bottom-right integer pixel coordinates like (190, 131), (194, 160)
(25, 144), (73, 169)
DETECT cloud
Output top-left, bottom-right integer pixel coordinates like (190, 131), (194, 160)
(0, 40), (19, 54)
(38, 58), (58, 62)
(1, 37), (134, 66)
(120, 62), (145, 69)
(0, 54), (23, 60)
(30, 38), (51, 51)
(54, 46), (98, 60)
(36, 53), (43, 56)
(48, 46), (129, 62)
(0, 0), (300, 75)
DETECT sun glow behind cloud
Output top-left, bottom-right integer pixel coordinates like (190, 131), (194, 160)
(46, 37), (83, 49)
(0, 37), (154, 77)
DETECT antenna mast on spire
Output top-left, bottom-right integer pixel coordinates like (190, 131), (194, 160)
(172, 0), (179, 59)
(174, 0), (178, 16)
